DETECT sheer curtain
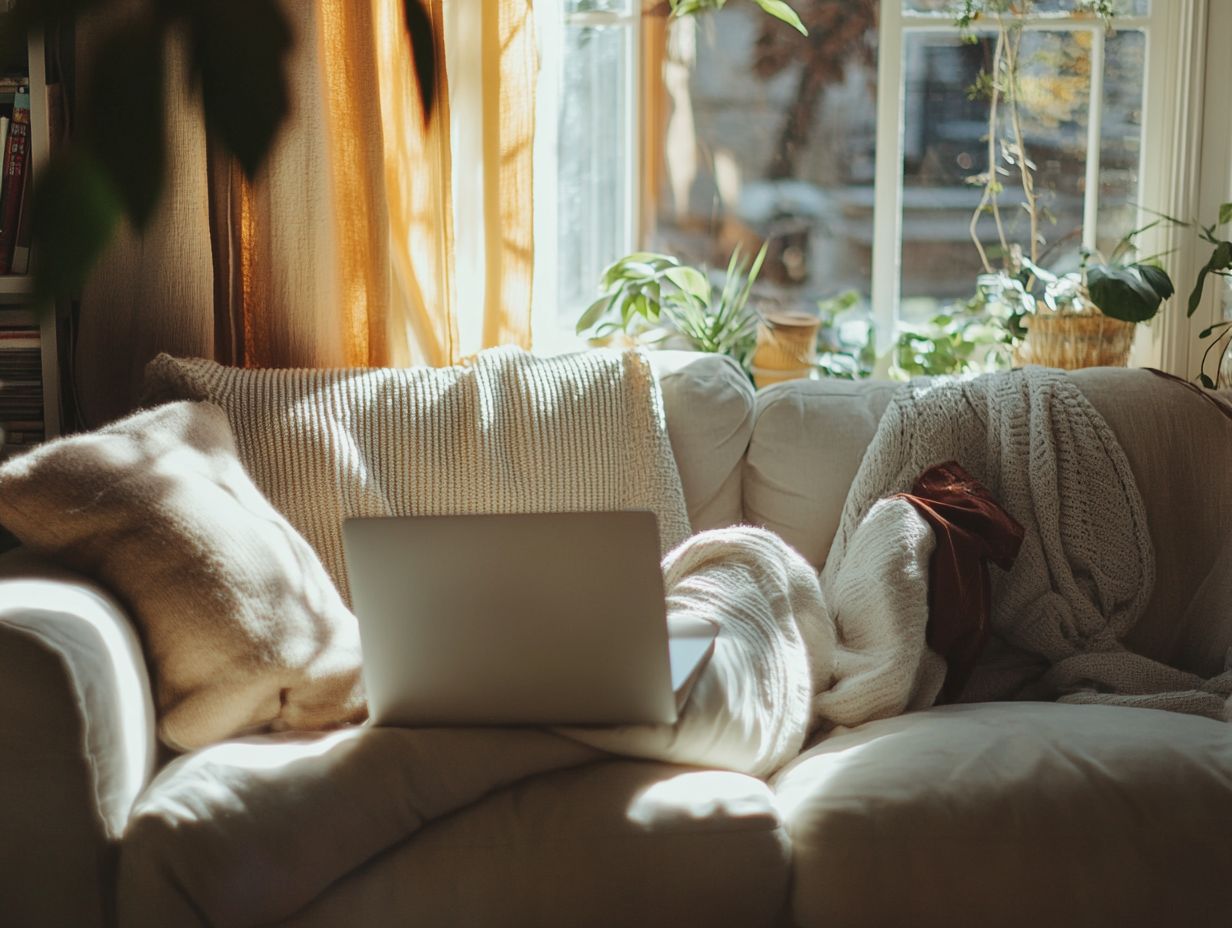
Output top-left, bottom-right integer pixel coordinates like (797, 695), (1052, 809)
(74, 0), (538, 426)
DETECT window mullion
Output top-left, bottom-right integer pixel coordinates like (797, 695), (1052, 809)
(871, 0), (906, 355)
(1082, 26), (1105, 253)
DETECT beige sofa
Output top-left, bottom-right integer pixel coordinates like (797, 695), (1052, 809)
(2, 352), (1231, 927)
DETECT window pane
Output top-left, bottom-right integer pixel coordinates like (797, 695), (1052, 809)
(565, 0), (633, 14)
(900, 29), (1098, 318)
(555, 21), (633, 321)
(647, 3), (880, 320)
(903, 1), (1149, 13)
(1096, 28), (1145, 258)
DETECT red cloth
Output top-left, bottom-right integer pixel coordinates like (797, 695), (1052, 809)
(894, 462), (1025, 703)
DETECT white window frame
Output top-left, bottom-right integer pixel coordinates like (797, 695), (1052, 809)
(536, 0), (1229, 375)
(532, 2), (642, 356)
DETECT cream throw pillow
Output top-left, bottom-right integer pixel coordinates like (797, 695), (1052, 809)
(144, 347), (693, 605)
(0, 401), (365, 751)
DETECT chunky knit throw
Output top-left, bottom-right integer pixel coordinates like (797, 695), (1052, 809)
(825, 367), (1232, 721)
(146, 347), (693, 605)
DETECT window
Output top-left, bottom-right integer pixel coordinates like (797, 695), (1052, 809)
(534, 1), (1230, 373)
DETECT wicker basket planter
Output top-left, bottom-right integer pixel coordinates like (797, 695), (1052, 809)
(1017, 310), (1136, 370)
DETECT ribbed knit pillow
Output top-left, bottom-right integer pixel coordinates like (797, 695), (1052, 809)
(0, 401), (365, 751)
(144, 347), (693, 605)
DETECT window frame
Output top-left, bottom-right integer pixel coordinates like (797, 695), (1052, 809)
(534, 0), (1228, 376)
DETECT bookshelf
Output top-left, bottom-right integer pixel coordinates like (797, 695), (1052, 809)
(0, 31), (60, 452)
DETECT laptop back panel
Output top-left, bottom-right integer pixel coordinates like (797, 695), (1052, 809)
(343, 511), (677, 726)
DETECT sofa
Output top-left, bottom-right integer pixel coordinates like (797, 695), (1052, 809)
(2, 351), (1231, 927)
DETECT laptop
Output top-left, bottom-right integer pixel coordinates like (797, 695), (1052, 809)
(342, 511), (718, 727)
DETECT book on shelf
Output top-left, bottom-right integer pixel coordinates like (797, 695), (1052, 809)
(0, 84), (30, 274)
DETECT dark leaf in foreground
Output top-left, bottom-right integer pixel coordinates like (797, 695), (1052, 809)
(404, 0), (438, 122)
(186, 0), (293, 178)
(31, 150), (122, 303)
(82, 21), (166, 229)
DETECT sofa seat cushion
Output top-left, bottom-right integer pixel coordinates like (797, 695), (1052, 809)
(120, 734), (789, 928)
(274, 760), (790, 928)
(772, 701), (1232, 928)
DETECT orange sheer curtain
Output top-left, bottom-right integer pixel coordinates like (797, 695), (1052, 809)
(75, 0), (538, 425)
(480, 0), (538, 350)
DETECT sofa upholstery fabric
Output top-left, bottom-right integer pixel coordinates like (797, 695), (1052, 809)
(651, 351), (755, 531)
(744, 380), (898, 568)
(268, 762), (789, 928)
(145, 347), (692, 605)
(774, 701), (1232, 928)
(0, 552), (157, 928)
(0, 401), (365, 750)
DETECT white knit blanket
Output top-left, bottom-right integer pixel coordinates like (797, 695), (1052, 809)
(825, 366), (1232, 721)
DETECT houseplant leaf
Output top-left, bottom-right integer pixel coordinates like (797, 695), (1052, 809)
(185, 0), (293, 178)
(750, 0), (808, 35)
(31, 150), (123, 303)
(81, 20), (165, 229)
(1086, 264), (1166, 323)
(663, 265), (711, 302)
(1187, 240), (1232, 316)
(1220, 202), (1232, 226)
(403, 0), (438, 121)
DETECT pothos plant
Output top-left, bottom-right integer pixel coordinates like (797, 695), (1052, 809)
(4, 0), (437, 306)
(955, 0), (1174, 328)
(576, 244), (768, 372)
(1187, 203), (1232, 387)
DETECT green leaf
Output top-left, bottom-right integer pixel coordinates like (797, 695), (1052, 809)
(576, 295), (613, 334)
(403, 0), (438, 122)
(1220, 202), (1232, 226)
(663, 266), (710, 302)
(80, 20), (166, 229)
(1189, 265), (1213, 317)
(1188, 241), (1232, 316)
(1134, 263), (1174, 301)
(749, 0), (808, 35)
(186, 0), (293, 178)
(1199, 373), (1216, 389)
(1086, 264), (1164, 323)
(31, 150), (123, 303)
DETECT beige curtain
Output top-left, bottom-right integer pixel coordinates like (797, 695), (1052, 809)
(75, 0), (538, 426)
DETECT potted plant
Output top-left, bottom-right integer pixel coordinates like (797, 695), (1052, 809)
(576, 244), (769, 377)
(955, 0), (1172, 369)
(1185, 204), (1232, 387)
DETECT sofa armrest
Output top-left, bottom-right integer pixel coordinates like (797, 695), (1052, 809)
(0, 550), (157, 927)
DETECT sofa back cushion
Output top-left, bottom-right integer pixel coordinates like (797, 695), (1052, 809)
(1069, 368), (1232, 677)
(650, 351), (755, 532)
(745, 370), (1232, 678)
(146, 347), (692, 604)
(0, 401), (365, 751)
(744, 379), (898, 569)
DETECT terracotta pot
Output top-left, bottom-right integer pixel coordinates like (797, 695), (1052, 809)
(753, 311), (820, 373)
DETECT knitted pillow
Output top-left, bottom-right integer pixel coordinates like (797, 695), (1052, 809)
(0, 401), (365, 751)
(144, 347), (693, 605)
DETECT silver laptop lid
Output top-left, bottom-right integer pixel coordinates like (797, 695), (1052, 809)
(343, 511), (679, 727)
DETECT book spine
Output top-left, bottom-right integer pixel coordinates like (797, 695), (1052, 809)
(0, 88), (30, 275)
(9, 164), (30, 273)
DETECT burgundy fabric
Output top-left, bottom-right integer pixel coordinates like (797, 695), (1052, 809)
(895, 462), (1025, 703)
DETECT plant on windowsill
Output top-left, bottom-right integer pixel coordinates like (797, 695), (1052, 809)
(955, 0), (1176, 369)
(576, 244), (768, 377)
(1184, 203), (1232, 387)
